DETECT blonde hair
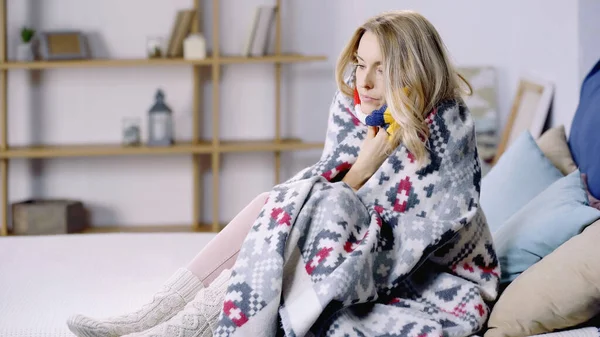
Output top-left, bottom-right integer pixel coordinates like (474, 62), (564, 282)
(335, 10), (471, 165)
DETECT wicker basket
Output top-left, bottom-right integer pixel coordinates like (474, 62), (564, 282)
(11, 199), (88, 235)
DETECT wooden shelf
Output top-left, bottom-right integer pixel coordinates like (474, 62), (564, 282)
(81, 224), (223, 234)
(220, 54), (326, 64)
(220, 139), (324, 152)
(0, 139), (323, 158)
(0, 142), (211, 158)
(5, 223), (228, 236)
(0, 54), (326, 70)
(0, 58), (211, 69)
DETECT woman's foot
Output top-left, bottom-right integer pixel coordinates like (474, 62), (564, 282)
(67, 268), (204, 337)
(123, 269), (231, 337)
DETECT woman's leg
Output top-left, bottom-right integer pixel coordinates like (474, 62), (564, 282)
(119, 193), (269, 337)
(67, 192), (269, 337)
(122, 268), (233, 337)
(187, 191), (269, 286)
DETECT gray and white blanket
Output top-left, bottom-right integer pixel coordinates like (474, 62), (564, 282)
(214, 86), (500, 337)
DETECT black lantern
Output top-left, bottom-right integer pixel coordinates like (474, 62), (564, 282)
(147, 89), (174, 146)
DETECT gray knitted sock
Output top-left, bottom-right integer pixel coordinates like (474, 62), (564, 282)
(122, 268), (232, 337)
(67, 268), (204, 337)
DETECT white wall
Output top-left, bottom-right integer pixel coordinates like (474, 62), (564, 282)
(579, 0), (600, 84)
(4, 0), (590, 228)
(345, 0), (582, 134)
(7, 0), (288, 227)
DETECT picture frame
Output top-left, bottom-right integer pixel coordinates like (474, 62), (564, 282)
(458, 66), (499, 175)
(493, 76), (554, 164)
(37, 31), (89, 60)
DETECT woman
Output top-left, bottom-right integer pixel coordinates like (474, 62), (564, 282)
(69, 10), (499, 337)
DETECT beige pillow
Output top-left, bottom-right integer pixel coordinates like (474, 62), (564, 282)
(536, 125), (578, 175)
(485, 220), (600, 337)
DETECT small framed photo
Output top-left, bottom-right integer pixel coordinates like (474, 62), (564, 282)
(493, 75), (554, 163)
(37, 31), (89, 60)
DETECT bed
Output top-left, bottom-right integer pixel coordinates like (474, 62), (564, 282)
(0, 232), (217, 336)
(1, 232), (599, 337)
(3, 59), (600, 337)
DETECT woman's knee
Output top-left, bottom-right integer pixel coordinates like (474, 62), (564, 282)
(252, 191), (270, 204)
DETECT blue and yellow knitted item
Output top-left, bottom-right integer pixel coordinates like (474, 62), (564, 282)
(364, 104), (400, 139)
(353, 88), (401, 140)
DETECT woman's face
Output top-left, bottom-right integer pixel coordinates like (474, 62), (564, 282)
(355, 30), (386, 114)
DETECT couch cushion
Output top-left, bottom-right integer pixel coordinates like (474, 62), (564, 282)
(480, 131), (563, 233)
(485, 220), (600, 337)
(569, 58), (600, 199)
(535, 127), (600, 211)
(492, 169), (600, 284)
(536, 125), (578, 175)
(583, 173), (600, 210)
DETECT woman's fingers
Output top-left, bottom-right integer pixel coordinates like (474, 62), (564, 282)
(375, 127), (388, 140)
(366, 126), (377, 139)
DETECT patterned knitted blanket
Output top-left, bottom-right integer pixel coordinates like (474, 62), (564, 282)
(214, 87), (500, 337)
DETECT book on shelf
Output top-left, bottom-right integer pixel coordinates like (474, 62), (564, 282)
(243, 5), (277, 57)
(167, 9), (197, 58)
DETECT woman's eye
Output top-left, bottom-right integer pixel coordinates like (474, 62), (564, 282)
(376, 68), (383, 74)
(357, 64), (366, 69)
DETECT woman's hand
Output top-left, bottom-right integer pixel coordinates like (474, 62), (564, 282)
(343, 126), (396, 191)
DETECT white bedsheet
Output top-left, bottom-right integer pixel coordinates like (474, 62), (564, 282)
(0, 232), (217, 337)
(3, 233), (597, 337)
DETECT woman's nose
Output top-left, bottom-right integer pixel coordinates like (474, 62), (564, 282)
(361, 75), (374, 90)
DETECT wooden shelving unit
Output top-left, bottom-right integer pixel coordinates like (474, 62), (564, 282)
(0, 54), (326, 70)
(81, 224), (223, 234)
(0, 139), (323, 159)
(0, 0), (326, 236)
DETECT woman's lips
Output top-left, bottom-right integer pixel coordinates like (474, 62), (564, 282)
(360, 94), (380, 103)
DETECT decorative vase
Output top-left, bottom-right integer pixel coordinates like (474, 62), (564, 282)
(16, 43), (34, 62)
(122, 117), (142, 146)
(146, 36), (164, 59)
(183, 33), (207, 60)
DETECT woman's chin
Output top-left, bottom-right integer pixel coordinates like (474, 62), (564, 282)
(361, 103), (384, 114)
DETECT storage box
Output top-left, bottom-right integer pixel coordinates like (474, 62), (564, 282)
(11, 199), (88, 235)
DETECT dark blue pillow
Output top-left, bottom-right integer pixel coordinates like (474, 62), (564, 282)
(569, 58), (600, 199)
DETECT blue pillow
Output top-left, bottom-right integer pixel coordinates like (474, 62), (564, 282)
(493, 169), (600, 284)
(569, 57), (600, 199)
(480, 131), (563, 233)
